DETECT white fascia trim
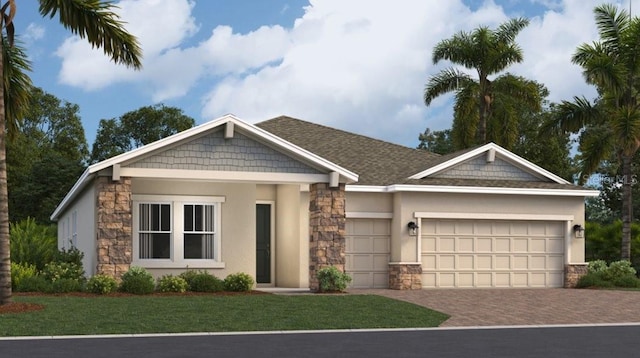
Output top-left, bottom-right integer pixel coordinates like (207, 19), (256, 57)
(50, 169), (92, 221)
(346, 183), (599, 197)
(121, 168), (332, 184)
(414, 212), (575, 221)
(346, 212), (393, 219)
(408, 143), (571, 185)
(388, 184), (600, 197)
(388, 262), (422, 265)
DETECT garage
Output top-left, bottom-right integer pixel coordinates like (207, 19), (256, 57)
(421, 219), (566, 288)
(345, 218), (391, 288)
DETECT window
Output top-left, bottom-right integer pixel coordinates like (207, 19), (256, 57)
(138, 203), (171, 259)
(133, 195), (224, 267)
(183, 204), (215, 259)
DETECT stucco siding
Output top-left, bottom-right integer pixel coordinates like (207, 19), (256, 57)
(345, 192), (393, 213)
(126, 130), (323, 174)
(131, 179), (257, 278)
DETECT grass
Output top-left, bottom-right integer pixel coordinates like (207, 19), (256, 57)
(0, 294), (449, 336)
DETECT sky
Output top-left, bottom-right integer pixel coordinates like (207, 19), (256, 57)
(14, 0), (636, 149)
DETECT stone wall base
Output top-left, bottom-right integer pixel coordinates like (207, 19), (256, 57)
(389, 263), (422, 290)
(564, 264), (588, 288)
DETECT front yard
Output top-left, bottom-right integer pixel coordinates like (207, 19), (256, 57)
(0, 293), (449, 336)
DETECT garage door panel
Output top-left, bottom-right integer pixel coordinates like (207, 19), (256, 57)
(421, 219), (566, 288)
(345, 219), (390, 289)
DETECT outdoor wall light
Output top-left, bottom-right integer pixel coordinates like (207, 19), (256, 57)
(408, 221), (419, 236)
(573, 224), (585, 238)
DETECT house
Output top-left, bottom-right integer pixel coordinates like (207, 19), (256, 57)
(50, 114), (598, 290)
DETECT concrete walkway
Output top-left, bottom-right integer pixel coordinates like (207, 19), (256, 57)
(351, 289), (640, 327)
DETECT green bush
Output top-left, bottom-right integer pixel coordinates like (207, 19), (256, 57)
(587, 259), (608, 274)
(585, 221), (640, 271)
(120, 266), (155, 295)
(576, 272), (613, 288)
(15, 276), (50, 292)
(46, 278), (84, 293)
(87, 275), (118, 295)
(223, 272), (254, 292)
(316, 266), (352, 292)
(9, 218), (57, 270)
(603, 260), (637, 281)
(10, 262), (38, 291)
(41, 261), (85, 283)
(189, 272), (225, 292)
(157, 274), (188, 293)
(612, 274), (640, 288)
(54, 247), (84, 267)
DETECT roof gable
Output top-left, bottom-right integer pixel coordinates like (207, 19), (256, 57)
(409, 143), (570, 185)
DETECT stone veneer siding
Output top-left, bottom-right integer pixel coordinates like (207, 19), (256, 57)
(96, 176), (133, 280)
(309, 183), (346, 291)
(564, 263), (588, 288)
(389, 263), (422, 290)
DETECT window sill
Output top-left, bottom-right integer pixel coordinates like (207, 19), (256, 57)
(132, 260), (226, 270)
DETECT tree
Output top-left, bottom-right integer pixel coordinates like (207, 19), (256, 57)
(424, 18), (543, 149)
(552, 4), (640, 262)
(7, 87), (89, 224)
(417, 128), (454, 154)
(90, 104), (195, 163)
(0, 0), (142, 305)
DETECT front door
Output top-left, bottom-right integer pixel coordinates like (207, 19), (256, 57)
(256, 204), (271, 284)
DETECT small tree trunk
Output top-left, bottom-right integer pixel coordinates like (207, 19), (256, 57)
(0, 36), (11, 305)
(621, 154), (633, 261)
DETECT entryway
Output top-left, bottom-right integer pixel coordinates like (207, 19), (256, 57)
(256, 203), (272, 284)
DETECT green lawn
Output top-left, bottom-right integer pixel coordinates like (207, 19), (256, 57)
(0, 294), (449, 336)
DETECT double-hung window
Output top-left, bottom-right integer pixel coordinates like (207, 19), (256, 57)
(133, 195), (224, 268)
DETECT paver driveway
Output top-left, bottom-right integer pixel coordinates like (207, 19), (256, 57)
(354, 289), (640, 327)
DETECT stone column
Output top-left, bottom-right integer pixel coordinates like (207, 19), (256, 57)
(564, 263), (588, 288)
(96, 176), (132, 280)
(309, 183), (345, 291)
(389, 263), (422, 290)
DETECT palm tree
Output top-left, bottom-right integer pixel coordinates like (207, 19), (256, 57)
(554, 4), (640, 262)
(0, 0), (142, 305)
(424, 18), (542, 149)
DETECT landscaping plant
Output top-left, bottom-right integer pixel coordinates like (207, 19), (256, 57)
(223, 273), (254, 292)
(188, 272), (225, 292)
(317, 266), (352, 292)
(86, 275), (118, 295)
(157, 274), (188, 293)
(120, 266), (155, 295)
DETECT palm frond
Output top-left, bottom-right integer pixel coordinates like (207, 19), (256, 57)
(495, 17), (529, 43)
(554, 97), (600, 133)
(2, 36), (32, 141)
(576, 124), (615, 181)
(594, 3), (628, 51)
(38, 0), (142, 68)
(424, 68), (472, 105)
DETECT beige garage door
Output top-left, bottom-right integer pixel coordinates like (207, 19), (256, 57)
(421, 219), (565, 288)
(345, 218), (390, 288)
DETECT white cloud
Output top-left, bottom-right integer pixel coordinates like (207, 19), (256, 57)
(54, 0), (625, 147)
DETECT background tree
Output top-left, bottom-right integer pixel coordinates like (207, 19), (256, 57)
(552, 4), (640, 262)
(7, 87), (89, 224)
(0, 0), (142, 306)
(90, 104), (195, 163)
(424, 18), (542, 149)
(417, 128), (454, 154)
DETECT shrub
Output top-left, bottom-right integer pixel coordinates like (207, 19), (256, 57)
(603, 260), (637, 281)
(576, 272), (613, 288)
(15, 276), (50, 292)
(157, 274), (188, 293)
(611, 274), (640, 288)
(54, 247), (84, 267)
(120, 266), (155, 295)
(317, 266), (352, 292)
(189, 272), (225, 292)
(41, 261), (85, 283)
(9, 218), (57, 270)
(46, 278), (84, 293)
(587, 259), (608, 274)
(223, 272), (254, 292)
(87, 275), (119, 295)
(10, 262), (38, 291)
(178, 270), (201, 290)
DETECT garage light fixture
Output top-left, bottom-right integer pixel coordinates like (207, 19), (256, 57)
(407, 221), (419, 236)
(573, 224), (585, 238)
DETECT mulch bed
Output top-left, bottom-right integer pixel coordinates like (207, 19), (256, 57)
(0, 290), (270, 315)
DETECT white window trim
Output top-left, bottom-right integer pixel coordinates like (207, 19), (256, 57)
(132, 194), (226, 269)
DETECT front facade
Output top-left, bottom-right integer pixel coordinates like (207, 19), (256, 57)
(51, 115), (597, 290)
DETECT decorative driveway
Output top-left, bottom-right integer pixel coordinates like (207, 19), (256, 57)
(352, 289), (640, 327)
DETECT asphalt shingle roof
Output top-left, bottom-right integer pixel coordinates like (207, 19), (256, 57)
(256, 115), (585, 191)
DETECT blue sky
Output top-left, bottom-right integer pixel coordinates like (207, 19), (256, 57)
(14, 0), (630, 149)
